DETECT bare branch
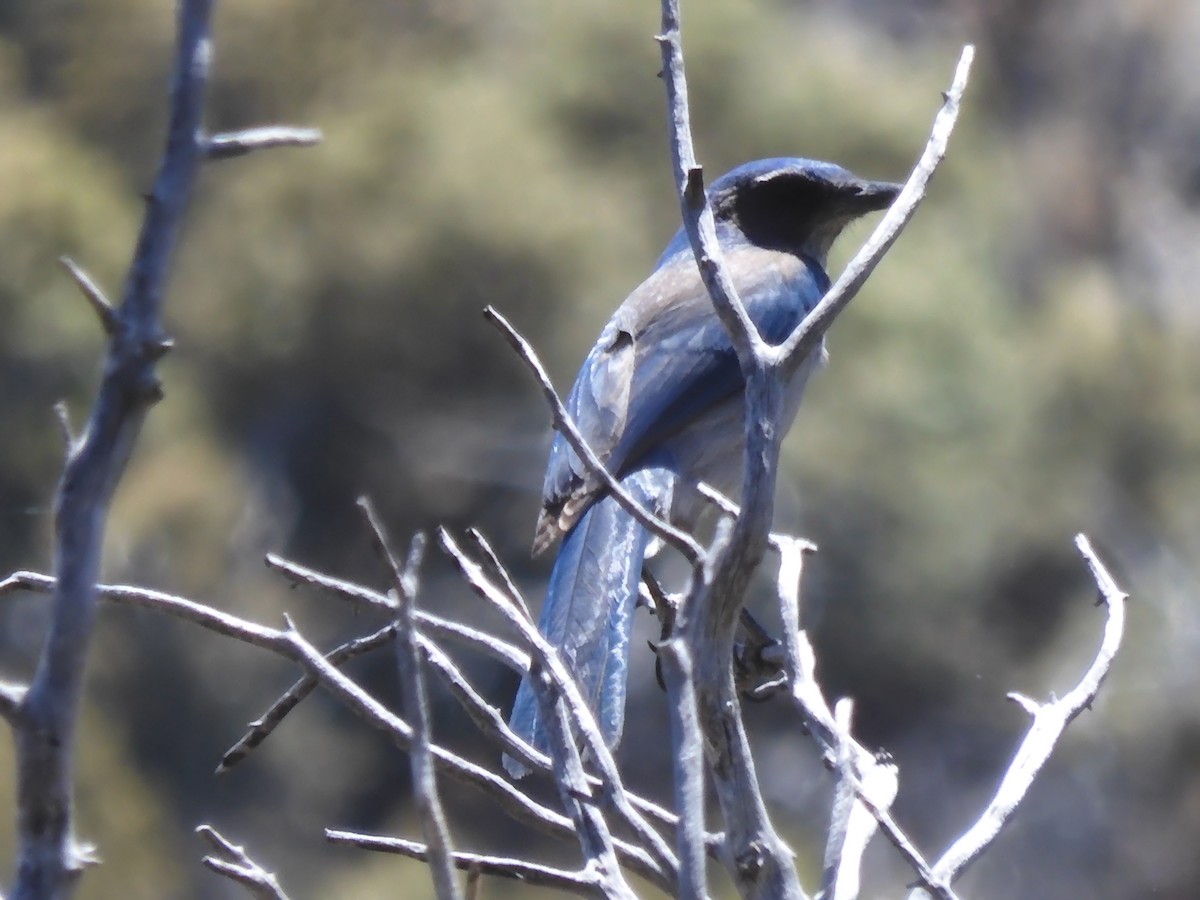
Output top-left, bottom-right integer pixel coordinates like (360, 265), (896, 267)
(656, 54), (976, 894)
(417, 635), (545, 776)
(466, 527), (531, 620)
(655, 4), (805, 895)
(440, 530), (680, 882)
(774, 45), (975, 375)
(11, 3), (214, 895)
(265, 552), (395, 613)
(819, 701), (900, 900)
(907, 534), (1129, 897)
(326, 831), (605, 897)
(57, 256), (117, 336)
(197, 826), (290, 900)
(217, 624), (395, 773)
(770, 538), (952, 899)
(1, 570), (673, 889)
(204, 126), (323, 160)
(537, 682), (637, 900)
(359, 500), (462, 900)
(413, 630), (688, 841)
(0, 570), (56, 596)
(820, 700), (858, 900)
(278, 618), (671, 889)
(262, 553), (531, 670)
(656, 639), (708, 900)
(1, 571), (537, 777)
(483, 305), (703, 565)
(697, 483), (820, 561)
(655, 0), (762, 371)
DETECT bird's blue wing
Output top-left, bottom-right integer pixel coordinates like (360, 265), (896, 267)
(605, 245), (828, 477)
(540, 243), (827, 530)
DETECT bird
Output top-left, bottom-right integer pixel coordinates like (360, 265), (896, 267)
(505, 157), (900, 777)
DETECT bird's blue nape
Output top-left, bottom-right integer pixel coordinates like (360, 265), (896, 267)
(656, 157), (866, 267)
(707, 156), (857, 191)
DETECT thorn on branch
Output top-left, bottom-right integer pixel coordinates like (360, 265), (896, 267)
(0, 681), (29, 725)
(53, 401), (75, 452)
(58, 256), (118, 336)
(1006, 692), (1040, 717)
(145, 337), (175, 361)
(68, 841), (102, 874)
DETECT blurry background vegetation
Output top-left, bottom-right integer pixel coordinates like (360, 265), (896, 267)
(1, 0), (1199, 897)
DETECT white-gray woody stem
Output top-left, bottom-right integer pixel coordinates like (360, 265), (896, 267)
(10, 3), (213, 897)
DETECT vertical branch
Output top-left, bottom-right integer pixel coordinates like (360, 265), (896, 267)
(656, 2), (802, 897)
(656, 639), (708, 900)
(654, 1), (761, 367)
(10, 3), (213, 897)
(819, 700), (900, 900)
(359, 502), (462, 900)
(536, 680), (638, 900)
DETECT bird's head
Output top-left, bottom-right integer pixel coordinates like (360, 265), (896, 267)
(706, 157), (901, 265)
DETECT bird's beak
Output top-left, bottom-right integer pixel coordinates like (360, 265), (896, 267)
(857, 180), (903, 212)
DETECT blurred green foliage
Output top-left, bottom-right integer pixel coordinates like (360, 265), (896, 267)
(3, 0), (1200, 897)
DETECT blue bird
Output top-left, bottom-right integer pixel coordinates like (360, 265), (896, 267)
(506, 158), (899, 776)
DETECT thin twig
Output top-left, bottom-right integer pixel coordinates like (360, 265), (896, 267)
(359, 500), (461, 900)
(414, 631), (687, 839)
(326, 831), (604, 897)
(262, 554), (531, 670)
(697, 483), (819, 558)
(0, 571), (536, 776)
(52, 401), (75, 452)
(217, 624), (395, 773)
(197, 825), (290, 900)
(466, 527), (531, 620)
(205, 126), (323, 160)
(820, 700), (858, 900)
(774, 45), (975, 375)
(907, 534), (1128, 897)
(771, 537), (950, 898)
(282, 617), (672, 890)
(265, 553), (395, 612)
(417, 635), (547, 777)
(819, 700), (899, 900)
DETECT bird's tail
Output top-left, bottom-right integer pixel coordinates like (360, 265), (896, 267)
(505, 466), (672, 778)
